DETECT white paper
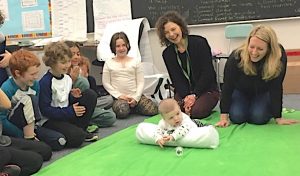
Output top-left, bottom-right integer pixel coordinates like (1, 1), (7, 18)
(93, 0), (132, 41)
(32, 36), (63, 46)
(0, 0), (10, 20)
(51, 0), (87, 41)
(97, 18), (153, 63)
(138, 18), (153, 63)
(21, 0), (38, 8)
(22, 10), (45, 31)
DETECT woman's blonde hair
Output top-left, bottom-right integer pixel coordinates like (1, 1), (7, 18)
(235, 25), (282, 81)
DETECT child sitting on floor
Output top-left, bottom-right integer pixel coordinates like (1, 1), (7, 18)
(64, 41), (114, 109)
(77, 56), (116, 129)
(39, 41), (98, 145)
(0, 49), (67, 150)
(0, 49), (41, 140)
(136, 98), (219, 148)
(64, 41), (116, 130)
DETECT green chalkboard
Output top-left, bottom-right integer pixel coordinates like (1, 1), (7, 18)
(131, 0), (300, 27)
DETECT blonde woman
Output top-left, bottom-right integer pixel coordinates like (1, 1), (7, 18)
(216, 25), (298, 127)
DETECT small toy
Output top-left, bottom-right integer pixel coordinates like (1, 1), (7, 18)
(175, 146), (183, 156)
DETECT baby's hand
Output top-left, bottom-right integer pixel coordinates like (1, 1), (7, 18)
(163, 135), (174, 142)
(156, 138), (166, 148)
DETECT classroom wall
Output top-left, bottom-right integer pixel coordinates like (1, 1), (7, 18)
(148, 18), (300, 73)
(33, 18), (300, 86)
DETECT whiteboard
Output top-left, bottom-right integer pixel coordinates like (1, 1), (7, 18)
(93, 0), (132, 41)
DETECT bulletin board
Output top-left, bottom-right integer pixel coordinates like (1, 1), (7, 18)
(0, 0), (51, 40)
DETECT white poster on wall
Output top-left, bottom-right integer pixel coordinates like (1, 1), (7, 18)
(51, 0), (87, 41)
(0, 0), (10, 20)
(93, 0), (132, 41)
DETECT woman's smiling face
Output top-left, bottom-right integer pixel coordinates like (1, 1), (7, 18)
(163, 21), (183, 45)
(248, 36), (268, 62)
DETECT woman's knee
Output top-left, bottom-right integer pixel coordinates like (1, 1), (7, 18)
(190, 91), (219, 119)
(229, 100), (248, 124)
(190, 100), (215, 119)
(229, 110), (247, 124)
(249, 111), (271, 125)
(249, 100), (271, 125)
(190, 108), (212, 119)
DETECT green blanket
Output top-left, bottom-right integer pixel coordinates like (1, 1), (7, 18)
(36, 111), (300, 176)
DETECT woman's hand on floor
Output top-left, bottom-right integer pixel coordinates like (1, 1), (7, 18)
(275, 118), (299, 125)
(215, 114), (230, 127)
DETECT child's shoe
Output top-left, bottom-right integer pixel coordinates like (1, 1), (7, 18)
(87, 124), (99, 133)
(85, 132), (99, 142)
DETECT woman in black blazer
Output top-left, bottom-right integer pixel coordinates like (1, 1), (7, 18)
(155, 11), (219, 119)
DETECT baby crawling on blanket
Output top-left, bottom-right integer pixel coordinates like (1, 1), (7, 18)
(136, 98), (219, 149)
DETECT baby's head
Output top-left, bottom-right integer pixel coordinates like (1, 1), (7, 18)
(159, 98), (183, 127)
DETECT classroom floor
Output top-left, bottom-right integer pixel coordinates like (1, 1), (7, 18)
(42, 94), (300, 167)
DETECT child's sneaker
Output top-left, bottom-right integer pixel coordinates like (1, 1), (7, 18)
(87, 125), (99, 133)
(85, 132), (99, 142)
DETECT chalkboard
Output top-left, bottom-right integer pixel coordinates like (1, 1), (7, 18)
(131, 0), (300, 27)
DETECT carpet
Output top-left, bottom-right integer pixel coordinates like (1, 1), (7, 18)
(35, 111), (300, 176)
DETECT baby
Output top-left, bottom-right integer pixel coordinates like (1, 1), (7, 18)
(136, 98), (219, 148)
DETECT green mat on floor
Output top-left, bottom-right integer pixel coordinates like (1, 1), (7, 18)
(35, 111), (300, 176)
